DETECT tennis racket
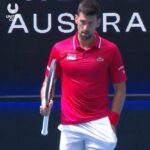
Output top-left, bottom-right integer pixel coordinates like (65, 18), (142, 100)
(41, 59), (56, 136)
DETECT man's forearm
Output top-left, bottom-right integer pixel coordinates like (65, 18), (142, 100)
(108, 82), (126, 126)
(41, 77), (48, 102)
(111, 82), (126, 114)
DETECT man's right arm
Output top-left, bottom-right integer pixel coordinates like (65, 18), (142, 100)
(40, 77), (54, 116)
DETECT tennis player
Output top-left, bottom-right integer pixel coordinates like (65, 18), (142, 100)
(40, 0), (126, 149)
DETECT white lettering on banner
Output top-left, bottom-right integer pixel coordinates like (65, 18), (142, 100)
(7, 3), (19, 14)
(103, 12), (146, 32)
(33, 14), (52, 33)
(6, 15), (15, 21)
(8, 14), (29, 33)
(7, 12), (147, 34)
(58, 13), (75, 33)
(126, 12), (146, 32)
(6, 3), (19, 22)
(103, 13), (120, 32)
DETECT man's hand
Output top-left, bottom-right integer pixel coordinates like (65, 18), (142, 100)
(111, 124), (116, 133)
(40, 100), (54, 116)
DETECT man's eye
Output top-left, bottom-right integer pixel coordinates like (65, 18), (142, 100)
(88, 22), (93, 25)
(81, 21), (86, 24)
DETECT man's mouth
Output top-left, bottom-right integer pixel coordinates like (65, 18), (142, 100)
(82, 31), (89, 35)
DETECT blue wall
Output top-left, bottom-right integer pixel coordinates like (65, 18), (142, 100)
(0, 100), (150, 150)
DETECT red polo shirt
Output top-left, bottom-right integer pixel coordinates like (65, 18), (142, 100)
(45, 32), (126, 124)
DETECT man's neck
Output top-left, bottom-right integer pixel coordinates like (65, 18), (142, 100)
(78, 35), (95, 49)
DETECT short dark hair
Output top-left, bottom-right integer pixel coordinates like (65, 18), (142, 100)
(77, 0), (101, 18)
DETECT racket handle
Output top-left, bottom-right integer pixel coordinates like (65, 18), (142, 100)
(41, 116), (49, 136)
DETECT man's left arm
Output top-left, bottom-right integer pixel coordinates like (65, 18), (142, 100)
(109, 81), (126, 130)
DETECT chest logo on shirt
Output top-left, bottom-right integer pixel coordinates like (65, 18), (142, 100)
(66, 54), (76, 60)
(96, 57), (104, 62)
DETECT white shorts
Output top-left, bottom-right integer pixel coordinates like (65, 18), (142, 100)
(58, 117), (117, 150)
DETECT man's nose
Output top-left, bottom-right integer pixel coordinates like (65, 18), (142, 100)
(83, 24), (89, 30)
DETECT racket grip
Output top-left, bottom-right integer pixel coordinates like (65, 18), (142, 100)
(41, 116), (49, 136)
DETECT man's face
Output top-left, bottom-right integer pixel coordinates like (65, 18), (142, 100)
(75, 12), (100, 41)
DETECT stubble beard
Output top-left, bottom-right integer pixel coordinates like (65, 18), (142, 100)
(80, 32), (92, 41)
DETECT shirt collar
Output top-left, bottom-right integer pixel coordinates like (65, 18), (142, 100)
(73, 31), (101, 51)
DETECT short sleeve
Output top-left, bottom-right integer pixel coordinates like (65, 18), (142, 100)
(45, 44), (61, 79)
(109, 45), (127, 83)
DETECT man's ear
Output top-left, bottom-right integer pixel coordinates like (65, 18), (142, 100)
(75, 14), (78, 24)
(96, 18), (101, 28)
